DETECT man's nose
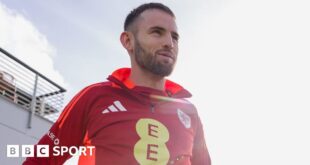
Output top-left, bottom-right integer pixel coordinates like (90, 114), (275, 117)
(162, 34), (175, 49)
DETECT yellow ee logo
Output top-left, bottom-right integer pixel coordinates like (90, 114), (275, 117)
(134, 118), (170, 165)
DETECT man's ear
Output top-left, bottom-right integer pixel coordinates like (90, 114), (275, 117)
(120, 31), (134, 54)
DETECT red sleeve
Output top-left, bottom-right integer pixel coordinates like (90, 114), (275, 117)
(23, 85), (96, 165)
(191, 117), (212, 165)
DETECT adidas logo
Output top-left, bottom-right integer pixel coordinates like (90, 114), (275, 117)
(102, 100), (127, 114)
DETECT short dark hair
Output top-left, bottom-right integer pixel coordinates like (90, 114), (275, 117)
(124, 2), (175, 31)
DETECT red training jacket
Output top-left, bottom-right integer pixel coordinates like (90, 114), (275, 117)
(23, 68), (211, 165)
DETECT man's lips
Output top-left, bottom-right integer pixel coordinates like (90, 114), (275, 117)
(156, 51), (175, 60)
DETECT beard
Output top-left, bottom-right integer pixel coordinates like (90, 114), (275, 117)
(133, 39), (175, 77)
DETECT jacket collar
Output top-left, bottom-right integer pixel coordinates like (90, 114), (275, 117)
(107, 68), (192, 98)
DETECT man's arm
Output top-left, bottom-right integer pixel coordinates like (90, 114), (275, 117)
(191, 117), (212, 165)
(23, 85), (95, 165)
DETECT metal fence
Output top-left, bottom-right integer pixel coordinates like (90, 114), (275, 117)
(0, 47), (66, 125)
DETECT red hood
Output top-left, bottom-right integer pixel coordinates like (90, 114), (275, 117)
(107, 68), (192, 99)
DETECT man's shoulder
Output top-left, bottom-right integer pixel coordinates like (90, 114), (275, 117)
(85, 81), (112, 89)
(76, 81), (113, 96)
(180, 99), (198, 113)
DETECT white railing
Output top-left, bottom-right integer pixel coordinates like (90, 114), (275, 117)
(0, 47), (66, 125)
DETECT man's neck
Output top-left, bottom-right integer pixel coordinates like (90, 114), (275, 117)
(129, 66), (166, 91)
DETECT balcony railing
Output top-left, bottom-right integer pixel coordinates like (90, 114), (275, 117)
(0, 47), (66, 125)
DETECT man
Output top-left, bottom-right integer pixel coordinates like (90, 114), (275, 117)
(23, 2), (211, 165)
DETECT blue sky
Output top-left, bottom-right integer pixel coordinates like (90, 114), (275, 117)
(1, 0), (310, 164)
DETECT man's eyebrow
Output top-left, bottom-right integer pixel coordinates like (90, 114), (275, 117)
(149, 26), (179, 39)
(149, 26), (165, 32)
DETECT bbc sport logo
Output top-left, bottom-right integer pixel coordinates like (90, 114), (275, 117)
(7, 145), (95, 157)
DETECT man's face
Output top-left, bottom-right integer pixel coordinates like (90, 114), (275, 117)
(132, 9), (179, 77)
